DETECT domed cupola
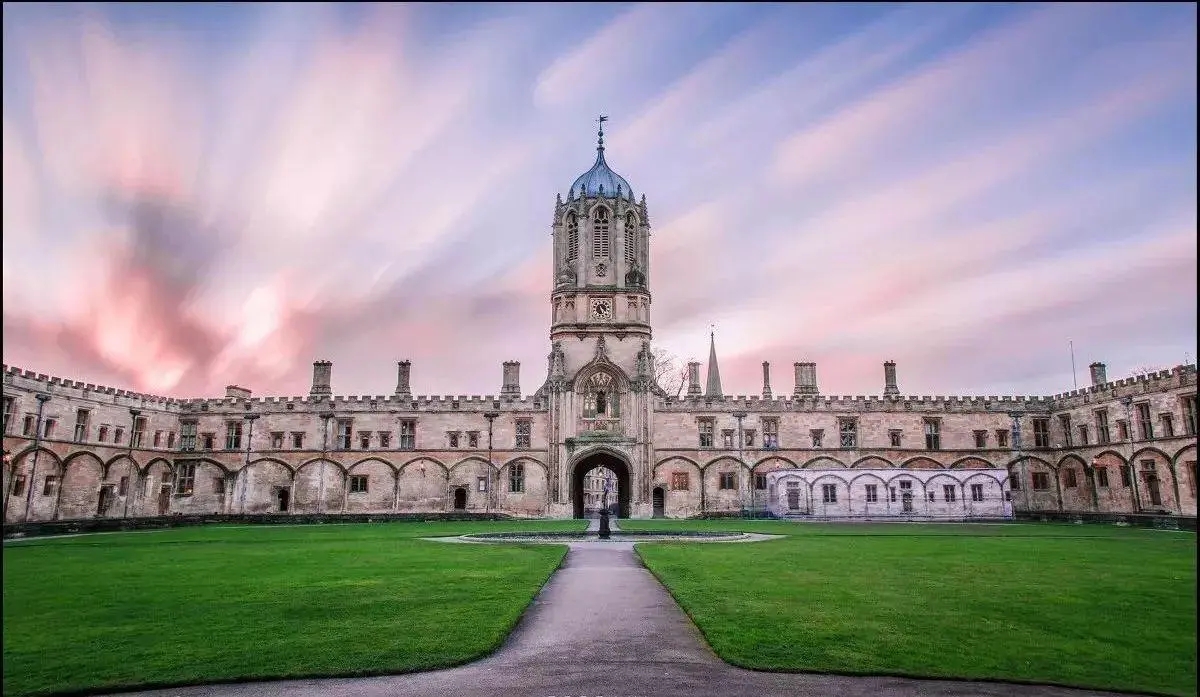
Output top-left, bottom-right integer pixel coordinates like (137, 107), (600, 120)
(568, 117), (634, 201)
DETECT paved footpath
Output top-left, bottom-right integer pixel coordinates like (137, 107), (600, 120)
(113, 522), (1142, 697)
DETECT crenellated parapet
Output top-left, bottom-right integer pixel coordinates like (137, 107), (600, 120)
(655, 393), (1053, 414)
(174, 393), (546, 415)
(1047, 363), (1196, 410)
(2, 364), (182, 411)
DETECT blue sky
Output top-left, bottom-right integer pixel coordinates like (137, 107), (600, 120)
(2, 2), (1196, 398)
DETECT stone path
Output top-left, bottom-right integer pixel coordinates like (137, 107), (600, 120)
(111, 525), (1142, 697)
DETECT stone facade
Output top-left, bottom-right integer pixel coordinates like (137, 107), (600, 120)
(2, 129), (1197, 522)
(763, 468), (1012, 520)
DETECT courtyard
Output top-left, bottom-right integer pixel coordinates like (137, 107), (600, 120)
(2, 519), (1195, 697)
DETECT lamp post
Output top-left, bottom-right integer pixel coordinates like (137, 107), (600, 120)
(318, 412), (334, 514)
(1087, 455), (1101, 512)
(122, 408), (141, 518)
(1008, 411), (1030, 514)
(733, 411), (748, 516)
(484, 412), (499, 514)
(239, 414), (258, 514)
(23, 394), (51, 521)
(1120, 396), (1140, 513)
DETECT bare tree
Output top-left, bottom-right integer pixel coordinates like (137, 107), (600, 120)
(652, 349), (690, 398)
(1130, 364), (1168, 377)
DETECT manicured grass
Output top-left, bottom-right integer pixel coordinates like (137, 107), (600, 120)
(629, 519), (1197, 696)
(3, 520), (584, 697)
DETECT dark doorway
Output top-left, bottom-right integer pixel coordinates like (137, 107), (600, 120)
(277, 487), (290, 512)
(97, 485), (113, 517)
(902, 491), (914, 513)
(652, 487), (665, 518)
(158, 485), (171, 515)
(453, 487), (467, 510)
(1145, 473), (1162, 506)
(572, 452), (631, 519)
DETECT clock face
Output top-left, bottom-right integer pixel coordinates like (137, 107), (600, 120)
(590, 297), (613, 321)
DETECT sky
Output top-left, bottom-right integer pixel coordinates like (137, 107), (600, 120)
(2, 2), (1196, 400)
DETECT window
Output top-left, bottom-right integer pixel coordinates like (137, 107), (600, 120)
(810, 429), (824, 448)
(212, 477), (225, 495)
(721, 429), (735, 448)
(167, 431), (176, 449)
(42, 475), (59, 496)
(822, 483), (837, 503)
(996, 429), (1009, 448)
(762, 419), (779, 448)
(510, 462), (525, 493)
(1183, 395), (1197, 436)
(1064, 469), (1077, 488)
(924, 419), (941, 450)
(624, 212), (637, 267)
(201, 433), (215, 450)
(970, 483), (984, 502)
(1009, 473), (1021, 490)
(719, 472), (737, 490)
(1032, 418), (1049, 448)
(889, 430), (902, 447)
(11, 475), (26, 496)
(592, 207), (610, 258)
(1095, 409), (1111, 444)
(271, 432), (284, 449)
(515, 420), (531, 448)
(379, 431), (391, 449)
(1032, 472), (1050, 490)
(838, 419), (857, 448)
(865, 484), (878, 503)
(1116, 419), (1129, 441)
(44, 418), (57, 438)
(698, 419), (714, 448)
(118, 476), (129, 496)
(225, 421), (242, 450)
(291, 432), (304, 449)
(744, 429), (756, 447)
(467, 431), (479, 448)
(74, 409), (90, 442)
(477, 476), (488, 492)
(359, 431), (371, 449)
(1160, 413), (1174, 438)
(1077, 424), (1089, 446)
(132, 416), (147, 448)
(899, 480), (912, 490)
(1136, 403), (1153, 440)
(973, 430), (987, 449)
(565, 212), (579, 263)
(97, 423), (110, 443)
(178, 424), (195, 451)
(400, 420), (416, 450)
(336, 420), (352, 450)
(1120, 464), (1132, 487)
(671, 472), (689, 490)
(754, 473), (767, 490)
(21, 413), (36, 437)
(153, 430), (163, 448)
(927, 490), (936, 502)
(943, 484), (957, 502)
(1096, 466), (1109, 487)
(350, 475), (368, 493)
(176, 462), (196, 495)
(1058, 414), (1072, 447)
(889, 486), (897, 502)
(1, 396), (13, 434)
(447, 431), (460, 448)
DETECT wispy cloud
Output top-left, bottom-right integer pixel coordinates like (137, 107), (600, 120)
(2, 3), (1195, 398)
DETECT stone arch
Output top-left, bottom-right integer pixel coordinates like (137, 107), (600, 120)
(345, 457), (398, 512)
(1129, 447), (1176, 511)
(1171, 443), (1196, 466)
(752, 455), (799, 471)
(498, 457), (548, 516)
(244, 457), (296, 476)
(1130, 446), (1174, 463)
(102, 453), (140, 480)
(237, 458), (295, 514)
(847, 471), (890, 488)
(58, 451), (105, 520)
(570, 447), (631, 518)
(60, 450), (104, 477)
(653, 455), (701, 477)
(948, 456), (994, 469)
(449, 455), (500, 475)
(293, 457), (347, 513)
(10, 445), (62, 476)
(850, 455), (895, 469)
(399, 456), (448, 477)
(899, 456), (944, 470)
(700, 455), (750, 473)
(297, 457), (347, 476)
(801, 456), (847, 469)
(348, 457), (398, 475)
(397, 457), (448, 512)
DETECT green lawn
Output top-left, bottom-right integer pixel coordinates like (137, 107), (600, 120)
(626, 519), (1197, 696)
(3, 520), (583, 697)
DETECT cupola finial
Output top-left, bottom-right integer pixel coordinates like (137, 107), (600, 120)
(596, 114), (608, 155)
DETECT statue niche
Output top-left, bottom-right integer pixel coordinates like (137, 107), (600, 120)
(581, 371), (621, 430)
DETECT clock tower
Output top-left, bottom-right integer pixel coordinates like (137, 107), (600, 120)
(540, 118), (659, 518)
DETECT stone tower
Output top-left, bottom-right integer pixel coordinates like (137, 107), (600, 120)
(542, 118), (656, 518)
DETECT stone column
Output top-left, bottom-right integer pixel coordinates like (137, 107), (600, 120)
(310, 361), (332, 396)
(686, 362), (701, 396)
(762, 361), (772, 399)
(884, 361), (899, 397)
(501, 361), (521, 398)
(395, 361), (412, 398)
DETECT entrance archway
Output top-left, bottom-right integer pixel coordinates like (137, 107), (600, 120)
(572, 451), (631, 519)
(453, 487), (467, 510)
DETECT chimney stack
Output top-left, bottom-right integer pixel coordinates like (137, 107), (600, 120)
(883, 361), (899, 397)
(501, 361), (521, 398)
(762, 361), (772, 399)
(310, 360), (332, 396)
(395, 361), (412, 398)
(686, 361), (702, 396)
(1089, 362), (1107, 387)
(793, 361), (818, 396)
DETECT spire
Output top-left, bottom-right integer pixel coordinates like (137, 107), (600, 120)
(706, 329), (723, 397)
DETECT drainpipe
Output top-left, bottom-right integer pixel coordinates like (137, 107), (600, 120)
(484, 412), (499, 515)
(1087, 456), (1100, 512)
(1009, 411), (1030, 514)
(121, 408), (141, 518)
(23, 394), (51, 521)
(319, 412), (334, 514)
(1120, 397), (1140, 513)
(240, 414), (257, 514)
(733, 412), (747, 516)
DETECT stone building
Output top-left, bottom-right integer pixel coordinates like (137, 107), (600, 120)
(2, 125), (1197, 522)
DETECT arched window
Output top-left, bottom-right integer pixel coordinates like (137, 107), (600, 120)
(582, 372), (620, 419)
(592, 207), (610, 259)
(566, 212), (579, 263)
(624, 212), (637, 267)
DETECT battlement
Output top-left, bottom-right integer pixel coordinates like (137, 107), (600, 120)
(3, 364), (182, 409)
(176, 392), (546, 413)
(655, 392), (1053, 412)
(1047, 363), (1196, 407)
